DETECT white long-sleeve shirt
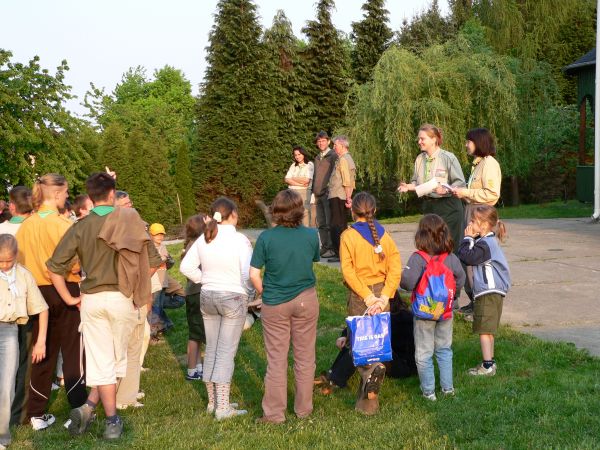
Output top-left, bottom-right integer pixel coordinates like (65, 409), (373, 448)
(179, 224), (253, 295)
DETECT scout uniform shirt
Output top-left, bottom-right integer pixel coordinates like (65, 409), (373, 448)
(0, 264), (48, 324)
(462, 156), (501, 205)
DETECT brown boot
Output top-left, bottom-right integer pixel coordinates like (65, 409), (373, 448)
(355, 396), (379, 415)
(355, 363), (386, 414)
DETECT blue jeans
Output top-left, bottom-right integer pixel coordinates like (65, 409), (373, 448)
(413, 318), (453, 394)
(200, 290), (247, 384)
(150, 290), (185, 336)
(0, 322), (18, 447)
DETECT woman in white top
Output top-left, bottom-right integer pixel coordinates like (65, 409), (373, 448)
(284, 146), (314, 226)
(180, 197), (253, 421)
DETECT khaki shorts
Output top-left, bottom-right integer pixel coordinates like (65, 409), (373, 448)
(473, 293), (504, 335)
(80, 291), (138, 386)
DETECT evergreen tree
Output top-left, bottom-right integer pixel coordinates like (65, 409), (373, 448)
(350, 0), (394, 84)
(124, 129), (177, 225)
(99, 122), (131, 188)
(396, 0), (455, 53)
(264, 10), (313, 151)
(174, 141), (195, 220)
(301, 0), (352, 135)
(195, 0), (282, 224)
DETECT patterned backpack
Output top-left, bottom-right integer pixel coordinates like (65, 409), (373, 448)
(410, 251), (456, 321)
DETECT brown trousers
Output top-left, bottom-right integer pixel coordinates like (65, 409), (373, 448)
(261, 287), (319, 422)
(346, 282), (389, 317)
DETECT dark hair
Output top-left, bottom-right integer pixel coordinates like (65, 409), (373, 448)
(466, 128), (496, 157)
(270, 190), (304, 228)
(415, 214), (454, 255)
(204, 197), (237, 243)
(31, 173), (67, 211)
(0, 233), (18, 256)
(352, 192), (385, 261)
(73, 194), (90, 218)
(314, 130), (330, 143)
(418, 123), (443, 147)
(292, 146), (310, 165)
(58, 199), (72, 215)
(469, 205), (507, 242)
(9, 186), (33, 215)
(115, 190), (129, 200)
(183, 213), (208, 254)
(86, 172), (116, 203)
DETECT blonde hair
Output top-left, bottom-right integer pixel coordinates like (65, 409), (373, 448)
(31, 173), (67, 211)
(418, 123), (443, 146)
(470, 205), (507, 242)
(0, 234), (18, 257)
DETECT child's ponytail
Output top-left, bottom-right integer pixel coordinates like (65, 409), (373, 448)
(352, 192), (385, 261)
(31, 173), (67, 211)
(496, 219), (507, 243)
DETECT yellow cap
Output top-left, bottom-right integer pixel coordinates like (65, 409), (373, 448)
(149, 223), (166, 236)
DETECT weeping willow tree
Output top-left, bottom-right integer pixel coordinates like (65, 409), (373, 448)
(346, 22), (518, 188)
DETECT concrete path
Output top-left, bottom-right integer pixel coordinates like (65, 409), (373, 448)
(180, 218), (600, 356)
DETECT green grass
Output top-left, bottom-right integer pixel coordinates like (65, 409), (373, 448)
(381, 200), (593, 223)
(12, 248), (600, 449)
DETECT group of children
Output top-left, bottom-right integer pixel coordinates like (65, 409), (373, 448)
(0, 173), (510, 446)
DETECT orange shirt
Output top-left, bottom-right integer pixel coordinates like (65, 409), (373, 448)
(16, 205), (80, 286)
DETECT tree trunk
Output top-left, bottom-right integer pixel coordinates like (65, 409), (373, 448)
(511, 176), (520, 206)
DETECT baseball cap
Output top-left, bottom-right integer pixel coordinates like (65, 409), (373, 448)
(149, 223), (166, 236)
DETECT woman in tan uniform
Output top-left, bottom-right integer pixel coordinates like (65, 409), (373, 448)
(452, 128), (502, 314)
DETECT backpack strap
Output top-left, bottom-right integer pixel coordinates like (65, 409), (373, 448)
(416, 250), (431, 263)
(435, 252), (449, 264)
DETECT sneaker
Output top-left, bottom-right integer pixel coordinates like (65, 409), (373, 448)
(442, 388), (455, 396)
(185, 369), (202, 381)
(468, 363), (497, 376)
(215, 406), (247, 420)
(116, 401), (144, 410)
(136, 391), (145, 400)
(30, 414), (56, 430)
(207, 402), (238, 414)
(458, 302), (474, 315)
(327, 256), (341, 263)
(320, 249), (335, 258)
(140, 366), (150, 372)
(422, 391), (437, 401)
(51, 382), (60, 391)
(103, 417), (124, 440)
(68, 404), (96, 436)
(364, 363), (386, 400)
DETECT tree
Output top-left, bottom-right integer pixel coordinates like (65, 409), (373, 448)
(301, 0), (352, 135)
(195, 0), (283, 224)
(350, 0), (394, 84)
(0, 50), (91, 192)
(396, 0), (455, 54)
(173, 141), (195, 220)
(263, 10), (313, 151)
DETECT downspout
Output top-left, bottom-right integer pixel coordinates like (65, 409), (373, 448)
(594, 2), (600, 220)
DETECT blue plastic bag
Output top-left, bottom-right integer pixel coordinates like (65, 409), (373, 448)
(345, 312), (393, 366)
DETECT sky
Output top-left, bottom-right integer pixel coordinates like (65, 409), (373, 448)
(2, 0), (448, 116)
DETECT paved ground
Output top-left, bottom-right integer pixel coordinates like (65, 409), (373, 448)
(178, 218), (600, 356)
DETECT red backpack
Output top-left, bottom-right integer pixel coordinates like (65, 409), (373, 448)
(410, 251), (456, 321)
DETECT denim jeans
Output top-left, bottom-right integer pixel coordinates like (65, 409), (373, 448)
(413, 318), (453, 394)
(0, 322), (19, 447)
(200, 290), (248, 383)
(150, 290), (185, 336)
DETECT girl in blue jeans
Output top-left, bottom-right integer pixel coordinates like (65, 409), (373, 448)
(400, 214), (465, 400)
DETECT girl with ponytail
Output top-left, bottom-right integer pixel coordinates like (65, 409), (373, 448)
(338, 191), (401, 415)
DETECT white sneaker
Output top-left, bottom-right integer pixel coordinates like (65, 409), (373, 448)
(207, 402), (238, 414)
(215, 406), (247, 420)
(136, 391), (145, 400)
(31, 414), (56, 430)
(422, 392), (437, 401)
(116, 401), (144, 410)
(51, 382), (60, 391)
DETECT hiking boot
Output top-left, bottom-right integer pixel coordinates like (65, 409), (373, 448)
(422, 391), (437, 401)
(355, 397), (379, 415)
(68, 404), (96, 436)
(468, 363), (497, 376)
(30, 414), (56, 431)
(215, 406), (247, 420)
(103, 417), (124, 440)
(364, 363), (386, 400)
(314, 372), (337, 395)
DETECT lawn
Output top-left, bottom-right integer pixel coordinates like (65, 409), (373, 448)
(11, 245), (600, 449)
(380, 200), (594, 224)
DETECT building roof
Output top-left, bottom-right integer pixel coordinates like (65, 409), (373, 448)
(564, 48), (595, 75)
